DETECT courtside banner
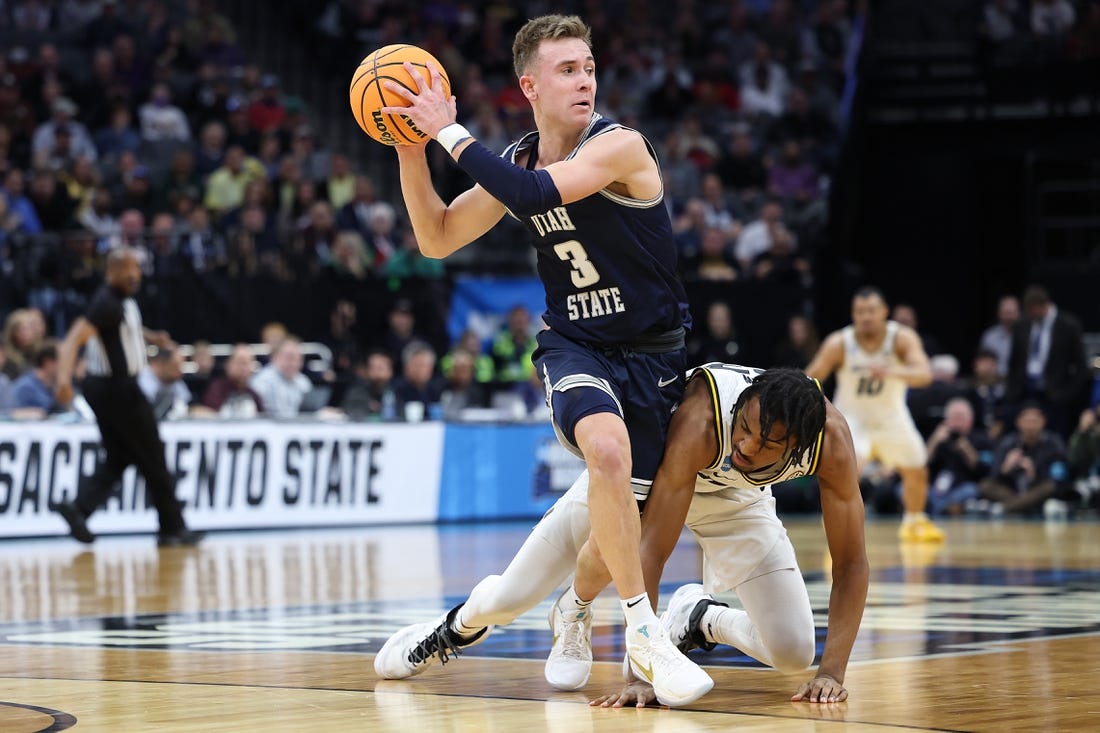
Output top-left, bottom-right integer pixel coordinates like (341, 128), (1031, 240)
(0, 420), (445, 537)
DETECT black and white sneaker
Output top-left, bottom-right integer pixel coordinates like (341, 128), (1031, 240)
(373, 604), (493, 679)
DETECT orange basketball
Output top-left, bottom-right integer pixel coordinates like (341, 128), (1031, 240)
(350, 44), (452, 146)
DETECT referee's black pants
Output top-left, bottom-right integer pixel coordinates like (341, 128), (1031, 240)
(76, 376), (186, 534)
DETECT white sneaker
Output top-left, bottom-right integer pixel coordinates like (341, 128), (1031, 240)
(659, 584), (726, 653)
(373, 604), (492, 679)
(625, 621), (714, 706)
(544, 592), (593, 691)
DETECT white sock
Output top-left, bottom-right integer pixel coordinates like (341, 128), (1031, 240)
(621, 592), (659, 628)
(902, 511), (928, 524)
(559, 582), (593, 611)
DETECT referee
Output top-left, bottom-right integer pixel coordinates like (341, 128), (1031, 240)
(53, 247), (204, 547)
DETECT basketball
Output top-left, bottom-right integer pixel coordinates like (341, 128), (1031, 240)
(350, 44), (452, 146)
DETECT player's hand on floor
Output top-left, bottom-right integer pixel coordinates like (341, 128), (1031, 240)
(590, 680), (658, 708)
(791, 673), (848, 703)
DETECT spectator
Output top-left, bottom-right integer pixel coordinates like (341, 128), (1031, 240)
(154, 147), (202, 214)
(738, 41), (789, 118)
(750, 227), (809, 285)
(924, 398), (994, 516)
(335, 174), (378, 239)
(260, 322), (288, 352)
(247, 74), (285, 134)
(1067, 405), (1100, 509)
(179, 206), (225, 273)
(2, 168), (43, 235)
(1007, 285), (1089, 436)
(966, 349), (1010, 440)
(978, 403), (1069, 516)
(672, 198), (708, 265)
(692, 225), (739, 281)
(202, 343), (263, 418)
(139, 83), (191, 142)
(11, 340), (60, 416)
(249, 335), (311, 418)
(767, 140), (819, 206)
(28, 169), (78, 232)
(392, 340), (445, 420)
(95, 105), (142, 162)
(978, 294), (1020, 377)
(982, 0), (1022, 43)
(491, 305), (537, 384)
(194, 120), (227, 178)
(441, 349), (490, 420)
(734, 198), (788, 270)
(224, 95), (259, 153)
(322, 153), (355, 210)
(774, 313), (820, 369)
(687, 300), (739, 365)
(326, 230), (372, 282)
(364, 200), (400, 266)
(184, 339), (215, 401)
(0, 344), (13, 414)
(1031, 0), (1076, 37)
(204, 145), (262, 217)
(341, 349), (397, 420)
(321, 298), (360, 383)
(288, 124), (329, 183)
(32, 97), (97, 164)
(441, 330), (494, 384)
(714, 126), (767, 211)
(138, 345), (192, 420)
(698, 172), (741, 240)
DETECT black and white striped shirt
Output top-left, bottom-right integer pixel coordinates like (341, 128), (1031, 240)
(85, 285), (147, 378)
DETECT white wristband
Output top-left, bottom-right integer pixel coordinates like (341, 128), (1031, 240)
(436, 123), (472, 154)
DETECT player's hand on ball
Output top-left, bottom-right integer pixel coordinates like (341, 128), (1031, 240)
(791, 673), (848, 703)
(589, 680), (658, 708)
(381, 61), (457, 141)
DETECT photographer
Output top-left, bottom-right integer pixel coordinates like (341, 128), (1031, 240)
(978, 402), (1069, 517)
(1067, 405), (1100, 510)
(925, 398), (994, 516)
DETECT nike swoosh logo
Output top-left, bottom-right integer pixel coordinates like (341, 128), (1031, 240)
(626, 597), (646, 608)
(629, 654), (654, 682)
(657, 376), (677, 387)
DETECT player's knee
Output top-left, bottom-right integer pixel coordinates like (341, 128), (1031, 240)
(768, 630), (816, 673)
(579, 432), (630, 483)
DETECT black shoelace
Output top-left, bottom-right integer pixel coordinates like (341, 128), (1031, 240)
(407, 622), (464, 667)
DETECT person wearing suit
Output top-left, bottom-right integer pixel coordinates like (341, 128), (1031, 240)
(1007, 285), (1089, 437)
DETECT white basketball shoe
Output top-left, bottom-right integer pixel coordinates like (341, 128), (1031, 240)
(625, 620), (714, 706)
(544, 590), (593, 691)
(373, 604), (493, 679)
(659, 583), (727, 653)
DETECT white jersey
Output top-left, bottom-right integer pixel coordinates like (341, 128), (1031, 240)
(832, 322), (909, 423)
(687, 363), (824, 507)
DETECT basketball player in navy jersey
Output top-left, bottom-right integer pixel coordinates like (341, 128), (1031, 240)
(372, 14), (711, 705)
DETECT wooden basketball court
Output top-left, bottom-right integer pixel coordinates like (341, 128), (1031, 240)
(1, 517), (1098, 732)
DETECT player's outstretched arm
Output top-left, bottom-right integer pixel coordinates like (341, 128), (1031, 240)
(792, 401), (869, 703)
(804, 331), (845, 382)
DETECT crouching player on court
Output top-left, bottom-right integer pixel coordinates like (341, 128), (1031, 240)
(373, 366), (869, 705)
(573, 364), (869, 706)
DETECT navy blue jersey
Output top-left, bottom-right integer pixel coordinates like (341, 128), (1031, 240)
(503, 114), (690, 344)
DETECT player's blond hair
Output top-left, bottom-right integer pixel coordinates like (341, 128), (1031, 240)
(512, 15), (592, 78)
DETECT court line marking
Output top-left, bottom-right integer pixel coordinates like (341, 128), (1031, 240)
(0, 677), (964, 732)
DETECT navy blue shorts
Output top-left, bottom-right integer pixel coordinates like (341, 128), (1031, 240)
(533, 329), (687, 495)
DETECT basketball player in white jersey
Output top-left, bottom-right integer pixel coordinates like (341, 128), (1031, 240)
(805, 286), (943, 542)
(375, 366), (869, 704)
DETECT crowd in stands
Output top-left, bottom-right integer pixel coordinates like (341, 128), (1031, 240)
(0, 1), (1098, 521)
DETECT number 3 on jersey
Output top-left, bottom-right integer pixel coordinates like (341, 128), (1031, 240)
(554, 240), (601, 288)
